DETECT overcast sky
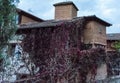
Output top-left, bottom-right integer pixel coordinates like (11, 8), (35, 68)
(18, 0), (120, 33)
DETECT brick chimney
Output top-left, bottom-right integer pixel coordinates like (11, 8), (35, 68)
(54, 1), (79, 20)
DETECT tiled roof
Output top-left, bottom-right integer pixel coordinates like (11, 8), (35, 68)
(107, 33), (120, 40)
(18, 15), (111, 29)
(19, 20), (69, 29)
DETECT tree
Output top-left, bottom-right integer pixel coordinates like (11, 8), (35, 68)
(0, 0), (19, 81)
(113, 41), (120, 51)
(0, 0), (19, 62)
(0, 0), (19, 51)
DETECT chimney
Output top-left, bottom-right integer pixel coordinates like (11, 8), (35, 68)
(54, 1), (79, 20)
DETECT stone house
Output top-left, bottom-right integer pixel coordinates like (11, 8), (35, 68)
(107, 33), (120, 52)
(106, 33), (120, 79)
(12, 1), (112, 82)
(17, 1), (111, 48)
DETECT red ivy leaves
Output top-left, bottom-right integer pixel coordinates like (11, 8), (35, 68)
(22, 20), (106, 82)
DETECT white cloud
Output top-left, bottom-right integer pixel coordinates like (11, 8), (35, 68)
(37, 8), (54, 20)
(96, 0), (114, 16)
(107, 24), (120, 33)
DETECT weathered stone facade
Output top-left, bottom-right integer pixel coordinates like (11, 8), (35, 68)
(83, 21), (107, 48)
(21, 15), (38, 24)
(54, 2), (78, 20)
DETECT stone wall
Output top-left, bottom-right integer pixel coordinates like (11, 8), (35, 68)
(21, 15), (37, 24)
(54, 4), (77, 20)
(83, 21), (106, 47)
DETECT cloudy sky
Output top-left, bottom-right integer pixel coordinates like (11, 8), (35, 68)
(18, 0), (120, 33)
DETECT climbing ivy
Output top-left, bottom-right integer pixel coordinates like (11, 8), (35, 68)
(21, 20), (106, 82)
